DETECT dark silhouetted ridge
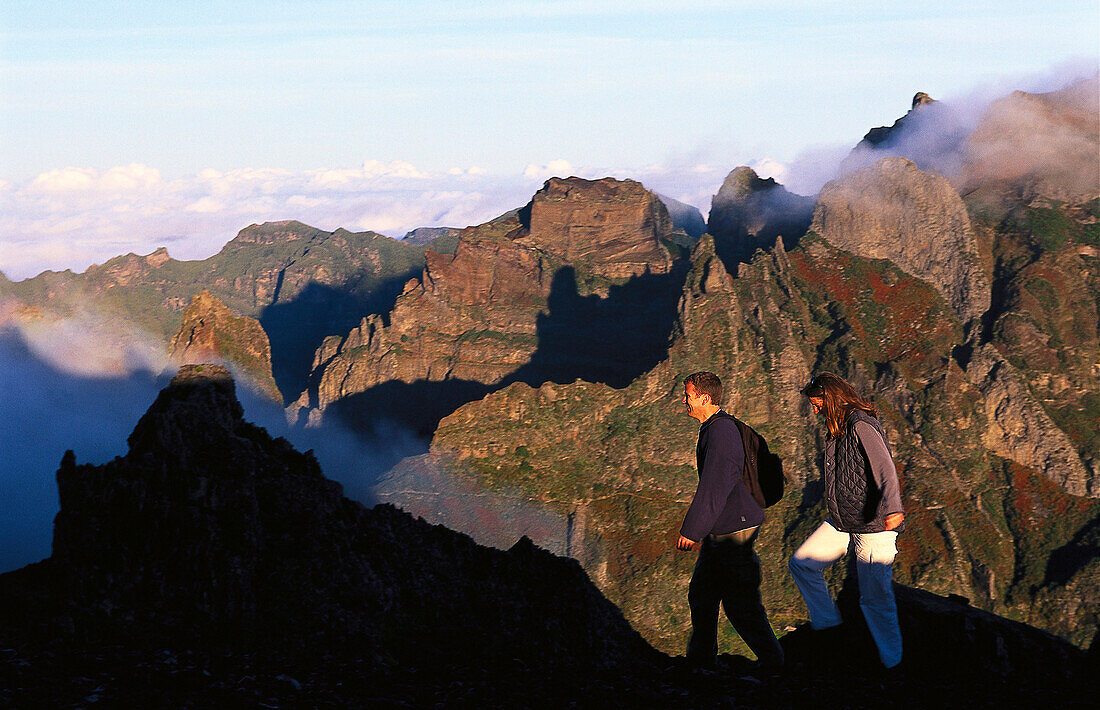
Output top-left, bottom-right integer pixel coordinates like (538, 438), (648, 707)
(0, 365), (1093, 706)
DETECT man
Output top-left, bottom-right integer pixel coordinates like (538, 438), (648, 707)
(676, 371), (784, 673)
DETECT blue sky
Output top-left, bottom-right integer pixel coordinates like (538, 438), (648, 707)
(0, 1), (1097, 278)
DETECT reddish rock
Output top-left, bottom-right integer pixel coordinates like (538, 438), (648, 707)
(169, 291), (279, 400)
(297, 177), (680, 430)
(519, 177), (674, 279)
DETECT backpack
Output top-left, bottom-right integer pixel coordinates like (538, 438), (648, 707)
(731, 416), (786, 508)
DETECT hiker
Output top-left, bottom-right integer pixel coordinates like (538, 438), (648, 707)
(788, 372), (905, 670)
(675, 371), (785, 673)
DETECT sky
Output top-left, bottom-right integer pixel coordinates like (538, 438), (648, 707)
(1, 1), (1098, 279)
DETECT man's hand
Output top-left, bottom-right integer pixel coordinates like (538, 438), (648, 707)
(885, 513), (904, 531)
(676, 534), (700, 552)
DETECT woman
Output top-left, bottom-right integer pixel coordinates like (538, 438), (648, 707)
(788, 372), (905, 670)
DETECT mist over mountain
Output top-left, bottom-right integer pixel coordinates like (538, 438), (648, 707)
(0, 327), (168, 571)
(0, 313), (569, 575)
(0, 76), (1096, 701)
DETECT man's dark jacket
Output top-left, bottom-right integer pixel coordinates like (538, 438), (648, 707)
(680, 411), (765, 541)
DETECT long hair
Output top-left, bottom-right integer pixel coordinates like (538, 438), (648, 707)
(801, 372), (877, 438)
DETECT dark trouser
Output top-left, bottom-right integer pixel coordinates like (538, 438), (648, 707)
(686, 527), (784, 669)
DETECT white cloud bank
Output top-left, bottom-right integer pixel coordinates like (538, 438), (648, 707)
(5, 64), (1095, 282)
(0, 159), (732, 280)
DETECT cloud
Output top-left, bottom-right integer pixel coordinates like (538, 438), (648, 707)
(0, 161), (529, 279)
(777, 68), (1100, 197)
(29, 164), (163, 194)
(186, 196), (225, 213)
(523, 159), (574, 179)
(749, 158), (788, 183)
(1, 155), (734, 280)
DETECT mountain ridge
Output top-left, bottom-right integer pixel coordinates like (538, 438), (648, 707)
(0, 80), (1095, 668)
(0, 365), (1090, 706)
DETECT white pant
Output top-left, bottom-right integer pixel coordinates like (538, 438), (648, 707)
(788, 520), (903, 668)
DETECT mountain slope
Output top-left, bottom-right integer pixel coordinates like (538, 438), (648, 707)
(0, 221), (437, 400)
(433, 229), (1098, 653)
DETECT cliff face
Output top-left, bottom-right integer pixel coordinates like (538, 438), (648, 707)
(810, 156), (992, 326)
(518, 177), (675, 278)
(169, 290), (279, 399)
(296, 177), (682, 434)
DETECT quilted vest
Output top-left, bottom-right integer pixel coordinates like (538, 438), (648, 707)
(824, 410), (892, 533)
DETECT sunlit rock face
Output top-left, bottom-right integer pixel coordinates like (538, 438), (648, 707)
(810, 156), (991, 326)
(296, 176), (684, 435)
(518, 177), (675, 279)
(169, 290), (279, 399)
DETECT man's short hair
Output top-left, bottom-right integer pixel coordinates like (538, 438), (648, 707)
(684, 371), (722, 406)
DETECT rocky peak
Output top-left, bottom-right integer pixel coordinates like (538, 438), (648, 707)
(89, 248), (172, 287)
(120, 363), (244, 463)
(169, 291), (279, 399)
(707, 166), (814, 267)
(294, 177), (688, 436)
(231, 220), (325, 246)
(858, 91), (937, 149)
(519, 177), (674, 278)
(809, 156), (991, 326)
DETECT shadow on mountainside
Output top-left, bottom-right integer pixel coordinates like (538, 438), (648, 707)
(324, 260), (691, 444)
(261, 273), (418, 403)
(324, 377), (495, 442)
(505, 263), (690, 389)
(1043, 515), (1100, 588)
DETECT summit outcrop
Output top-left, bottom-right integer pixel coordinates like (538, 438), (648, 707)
(707, 166), (814, 268)
(810, 156), (991, 325)
(517, 177), (675, 278)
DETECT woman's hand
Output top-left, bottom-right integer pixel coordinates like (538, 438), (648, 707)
(885, 513), (904, 531)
